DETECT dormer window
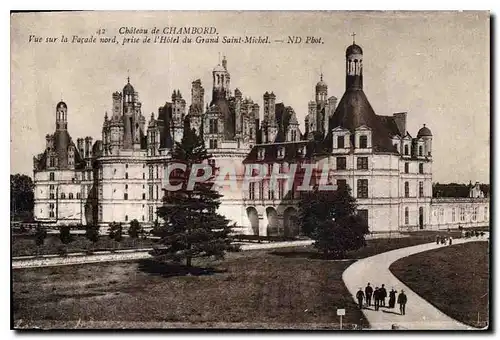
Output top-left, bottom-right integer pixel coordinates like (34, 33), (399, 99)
(418, 145), (423, 157)
(277, 146), (285, 159)
(258, 148), (265, 161)
(359, 135), (368, 149)
(337, 136), (345, 148)
(404, 144), (409, 156)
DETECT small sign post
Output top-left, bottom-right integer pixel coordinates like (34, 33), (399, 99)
(337, 308), (346, 330)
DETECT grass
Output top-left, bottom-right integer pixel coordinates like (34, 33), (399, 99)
(390, 241), (489, 328)
(13, 249), (367, 330)
(12, 232), (466, 329)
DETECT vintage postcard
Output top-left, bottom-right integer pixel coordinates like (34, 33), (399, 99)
(10, 11), (490, 330)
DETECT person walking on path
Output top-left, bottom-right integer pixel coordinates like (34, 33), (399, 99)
(436, 235), (440, 244)
(356, 288), (365, 310)
(380, 284), (387, 307)
(397, 290), (408, 315)
(374, 287), (380, 311)
(449, 236), (453, 245)
(388, 288), (396, 308)
(365, 283), (373, 307)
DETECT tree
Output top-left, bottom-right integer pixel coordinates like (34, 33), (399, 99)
(34, 224), (47, 257)
(152, 127), (237, 267)
(299, 185), (369, 258)
(85, 225), (100, 253)
(109, 222), (123, 251)
(10, 174), (35, 221)
(59, 225), (73, 256)
(128, 219), (143, 247)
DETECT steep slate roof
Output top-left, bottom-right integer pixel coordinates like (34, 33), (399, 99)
(243, 140), (318, 164)
(327, 89), (399, 153)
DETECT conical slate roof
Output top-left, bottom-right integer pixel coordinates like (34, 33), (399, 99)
(328, 89), (398, 153)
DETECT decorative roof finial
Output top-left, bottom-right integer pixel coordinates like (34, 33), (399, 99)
(320, 65), (323, 81)
(127, 69), (130, 83)
(423, 123), (426, 127)
(351, 32), (356, 44)
(218, 52), (221, 65)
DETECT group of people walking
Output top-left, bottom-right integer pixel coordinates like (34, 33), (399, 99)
(436, 235), (453, 245)
(356, 283), (407, 315)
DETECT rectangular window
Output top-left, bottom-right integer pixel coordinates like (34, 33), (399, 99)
(460, 207), (465, 221)
(484, 207), (488, 221)
(49, 172), (55, 181)
(419, 182), (424, 197)
(149, 166), (153, 179)
(357, 157), (368, 170)
(404, 162), (409, 174)
(209, 119), (218, 134)
(337, 179), (347, 189)
(249, 182), (255, 200)
(404, 181), (409, 198)
(452, 208), (456, 222)
(357, 179), (368, 198)
(259, 182), (264, 200)
(419, 163), (424, 174)
(337, 135), (345, 149)
(149, 206), (154, 221)
(278, 181), (284, 200)
(156, 185), (159, 200)
(358, 209), (368, 223)
(124, 193), (128, 200)
(149, 185), (153, 200)
(142, 193), (146, 200)
(209, 139), (218, 149)
(268, 184), (274, 200)
(419, 146), (423, 156)
(359, 135), (368, 149)
(404, 208), (409, 225)
(472, 207), (478, 221)
(336, 157), (347, 170)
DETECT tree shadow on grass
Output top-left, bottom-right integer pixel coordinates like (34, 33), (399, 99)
(137, 259), (227, 278)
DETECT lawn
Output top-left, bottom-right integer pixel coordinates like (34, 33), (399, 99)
(390, 241), (489, 328)
(12, 232), (466, 329)
(13, 249), (366, 330)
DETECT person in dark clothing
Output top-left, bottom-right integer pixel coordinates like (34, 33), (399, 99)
(436, 235), (440, 244)
(397, 290), (408, 315)
(373, 287), (380, 311)
(380, 284), (387, 307)
(356, 288), (365, 309)
(388, 288), (396, 308)
(365, 283), (373, 307)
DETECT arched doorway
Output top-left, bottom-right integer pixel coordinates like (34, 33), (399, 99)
(246, 207), (259, 235)
(283, 207), (299, 237)
(266, 207), (279, 236)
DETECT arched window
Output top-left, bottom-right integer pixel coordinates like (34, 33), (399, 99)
(61, 193), (66, 199)
(68, 193), (73, 199)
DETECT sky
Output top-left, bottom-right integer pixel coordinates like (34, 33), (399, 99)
(10, 11), (490, 183)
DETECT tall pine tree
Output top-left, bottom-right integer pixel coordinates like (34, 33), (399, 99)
(152, 127), (237, 267)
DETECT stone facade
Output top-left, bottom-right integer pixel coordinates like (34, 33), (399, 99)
(33, 44), (489, 234)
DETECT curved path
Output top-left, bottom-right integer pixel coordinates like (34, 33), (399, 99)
(342, 236), (488, 330)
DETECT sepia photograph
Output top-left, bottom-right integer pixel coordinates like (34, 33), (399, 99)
(10, 10), (490, 330)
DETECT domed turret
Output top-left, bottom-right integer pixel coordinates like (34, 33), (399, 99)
(123, 76), (135, 95)
(346, 43), (363, 56)
(345, 34), (364, 90)
(417, 124), (433, 138)
(315, 74), (328, 92)
(56, 101), (67, 110)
